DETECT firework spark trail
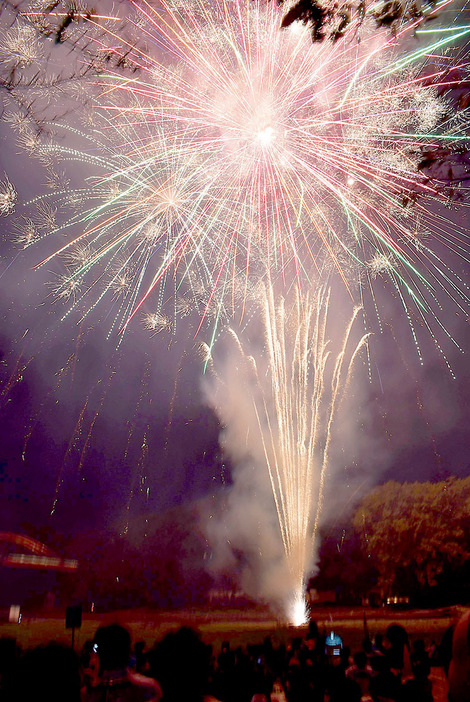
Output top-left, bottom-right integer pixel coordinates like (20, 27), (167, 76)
(11, 0), (467, 363)
(0, 325), (56, 405)
(207, 281), (368, 622)
(50, 398), (90, 516)
(76, 365), (117, 475)
(252, 283), (368, 622)
(119, 359), (154, 535)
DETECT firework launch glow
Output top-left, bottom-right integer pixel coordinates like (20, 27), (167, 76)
(290, 590), (310, 627)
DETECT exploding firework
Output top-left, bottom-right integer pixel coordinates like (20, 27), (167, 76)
(0, 174), (17, 217)
(7, 0), (468, 362)
(204, 281), (368, 621)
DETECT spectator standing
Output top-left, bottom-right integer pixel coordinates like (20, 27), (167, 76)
(17, 642), (81, 702)
(346, 651), (373, 684)
(149, 626), (221, 702)
(448, 610), (470, 702)
(400, 662), (434, 702)
(83, 623), (162, 702)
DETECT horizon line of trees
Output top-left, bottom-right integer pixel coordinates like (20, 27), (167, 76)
(311, 475), (470, 606)
(3, 475), (470, 612)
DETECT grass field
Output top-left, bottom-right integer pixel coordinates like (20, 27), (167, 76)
(0, 604), (466, 653)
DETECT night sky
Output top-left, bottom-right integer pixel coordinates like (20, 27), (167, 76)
(0, 2), (469, 558)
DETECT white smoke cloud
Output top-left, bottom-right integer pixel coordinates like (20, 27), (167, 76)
(201, 330), (296, 615)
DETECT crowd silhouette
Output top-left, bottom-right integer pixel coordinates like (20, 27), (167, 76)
(0, 610), (468, 701)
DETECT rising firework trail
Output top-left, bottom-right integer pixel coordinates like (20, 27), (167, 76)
(206, 281), (368, 623)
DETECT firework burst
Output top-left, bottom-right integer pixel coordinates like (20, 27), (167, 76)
(0, 174), (17, 217)
(7, 0), (465, 363)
